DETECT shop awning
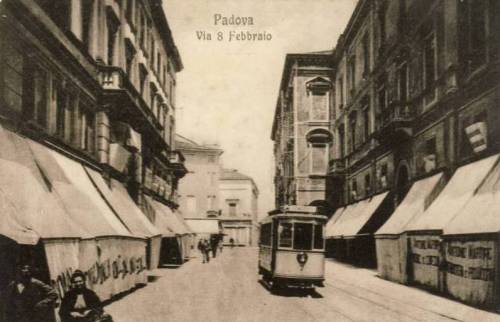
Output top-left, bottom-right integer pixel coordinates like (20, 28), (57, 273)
(146, 196), (188, 236)
(0, 189), (39, 245)
(85, 168), (160, 238)
(376, 173), (444, 237)
(173, 209), (193, 234)
(325, 207), (346, 238)
(330, 192), (388, 238)
(27, 140), (132, 237)
(406, 154), (499, 232)
(185, 219), (220, 235)
(0, 127), (86, 242)
(444, 157), (500, 235)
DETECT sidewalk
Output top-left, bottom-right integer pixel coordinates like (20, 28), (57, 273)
(324, 259), (500, 322)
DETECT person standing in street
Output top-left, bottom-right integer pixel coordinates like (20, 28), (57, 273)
(203, 239), (211, 263)
(198, 239), (209, 263)
(1, 263), (58, 322)
(210, 235), (218, 258)
(59, 270), (112, 322)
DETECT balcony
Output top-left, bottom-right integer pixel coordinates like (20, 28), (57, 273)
(169, 150), (188, 178)
(328, 158), (345, 177)
(374, 103), (414, 144)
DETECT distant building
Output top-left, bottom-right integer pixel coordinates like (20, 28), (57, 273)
(271, 51), (334, 209)
(219, 169), (259, 246)
(176, 134), (223, 218)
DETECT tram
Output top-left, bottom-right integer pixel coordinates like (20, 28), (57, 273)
(258, 205), (327, 290)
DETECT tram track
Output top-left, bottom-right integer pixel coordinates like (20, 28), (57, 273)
(321, 279), (462, 322)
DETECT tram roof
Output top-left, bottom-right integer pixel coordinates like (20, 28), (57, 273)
(261, 212), (328, 224)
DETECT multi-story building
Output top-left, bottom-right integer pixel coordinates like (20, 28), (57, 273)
(323, 0), (500, 309)
(0, 0), (187, 305)
(176, 134), (223, 218)
(271, 51), (334, 210)
(219, 168), (259, 246)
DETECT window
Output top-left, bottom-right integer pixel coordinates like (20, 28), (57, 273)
(139, 65), (147, 96)
(349, 57), (356, 93)
(107, 16), (119, 66)
(55, 81), (66, 137)
(365, 173), (371, 195)
(150, 39), (155, 70)
(362, 33), (370, 76)
(150, 84), (157, 115)
(313, 224), (323, 250)
(157, 53), (161, 75)
(24, 63), (48, 127)
(311, 144), (327, 174)
(398, 62), (408, 102)
(125, 41), (135, 77)
(426, 137), (436, 155)
(423, 33), (437, 104)
(260, 223), (272, 246)
(362, 103), (370, 142)
(349, 113), (357, 152)
(461, 0), (488, 72)
(228, 202), (237, 216)
(377, 83), (386, 112)
(186, 195), (196, 213)
(81, 0), (93, 50)
(311, 92), (327, 121)
(338, 77), (344, 108)
(207, 195), (215, 210)
(293, 223), (313, 250)
(1, 43), (24, 114)
(338, 125), (345, 158)
(81, 107), (95, 153)
(278, 222), (292, 248)
(351, 180), (358, 201)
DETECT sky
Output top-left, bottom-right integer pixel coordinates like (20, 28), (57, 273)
(163, 0), (357, 219)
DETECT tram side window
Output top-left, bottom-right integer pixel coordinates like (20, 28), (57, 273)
(294, 223), (313, 250)
(278, 222), (293, 248)
(314, 224), (324, 249)
(260, 223), (272, 246)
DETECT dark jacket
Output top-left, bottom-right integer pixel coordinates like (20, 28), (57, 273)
(59, 288), (102, 322)
(2, 278), (58, 322)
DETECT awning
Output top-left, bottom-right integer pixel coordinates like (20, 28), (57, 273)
(85, 167), (160, 238)
(376, 173), (444, 237)
(444, 157), (500, 235)
(146, 196), (189, 235)
(325, 207), (346, 238)
(0, 189), (39, 244)
(330, 192), (389, 238)
(142, 196), (174, 237)
(28, 140), (132, 237)
(0, 126), (85, 242)
(406, 154), (499, 232)
(185, 219), (220, 235)
(173, 209), (193, 234)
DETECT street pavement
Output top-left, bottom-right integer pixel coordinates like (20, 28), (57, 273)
(106, 247), (500, 322)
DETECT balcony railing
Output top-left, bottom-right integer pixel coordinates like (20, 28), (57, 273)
(98, 65), (124, 90)
(374, 103), (414, 142)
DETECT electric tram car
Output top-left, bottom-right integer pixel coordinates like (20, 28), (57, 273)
(258, 205), (327, 289)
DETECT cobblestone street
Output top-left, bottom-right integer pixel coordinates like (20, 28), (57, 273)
(106, 248), (500, 322)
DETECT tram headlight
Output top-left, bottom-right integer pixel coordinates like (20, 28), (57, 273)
(296, 252), (308, 269)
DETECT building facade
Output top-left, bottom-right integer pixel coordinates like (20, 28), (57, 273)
(0, 0), (188, 306)
(176, 134), (223, 218)
(271, 51), (335, 209)
(322, 0), (500, 308)
(219, 168), (259, 246)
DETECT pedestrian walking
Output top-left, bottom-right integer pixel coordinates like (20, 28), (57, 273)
(230, 237), (235, 249)
(59, 270), (112, 322)
(210, 236), (218, 258)
(1, 263), (58, 322)
(203, 239), (211, 263)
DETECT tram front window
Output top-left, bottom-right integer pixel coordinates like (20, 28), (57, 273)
(278, 222), (293, 248)
(314, 224), (324, 249)
(293, 223), (313, 250)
